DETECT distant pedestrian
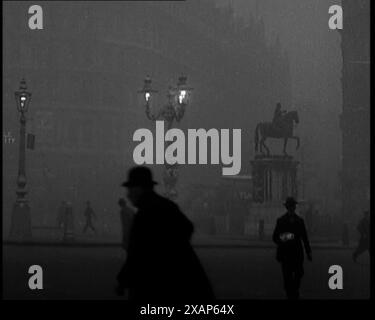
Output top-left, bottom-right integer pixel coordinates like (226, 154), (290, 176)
(273, 197), (312, 299)
(352, 210), (370, 262)
(118, 198), (134, 250)
(83, 201), (97, 234)
(57, 201), (67, 229)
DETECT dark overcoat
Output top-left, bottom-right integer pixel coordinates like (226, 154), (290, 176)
(117, 191), (214, 301)
(272, 213), (311, 264)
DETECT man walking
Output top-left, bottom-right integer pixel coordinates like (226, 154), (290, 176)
(273, 197), (312, 299)
(83, 201), (96, 234)
(116, 166), (214, 301)
(57, 201), (67, 229)
(353, 210), (370, 262)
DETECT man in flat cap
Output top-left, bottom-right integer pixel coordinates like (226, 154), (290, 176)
(272, 197), (312, 299)
(116, 166), (214, 301)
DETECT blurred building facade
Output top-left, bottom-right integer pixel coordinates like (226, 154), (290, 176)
(3, 1), (291, 232)
(339, 0), (370, 222)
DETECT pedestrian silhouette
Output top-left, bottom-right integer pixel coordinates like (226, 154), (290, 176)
(272, 197), (312, 299)
(83, 201), (97, 234)
(352, 210), (369, 262)
(57, 201), (67, 229)
(116, 166), (214, 301)
(118, 197), (134, 251)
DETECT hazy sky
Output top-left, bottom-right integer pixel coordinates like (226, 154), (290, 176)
(218, 0), (343, 205)
(220, 0), (342, 116)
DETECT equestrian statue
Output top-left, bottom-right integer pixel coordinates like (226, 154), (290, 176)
(254, 102), (300, 156)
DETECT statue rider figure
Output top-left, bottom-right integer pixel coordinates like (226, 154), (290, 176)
(273, 102), (287, 130)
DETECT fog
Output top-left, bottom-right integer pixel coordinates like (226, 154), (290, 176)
(3, 0), (370, 301)
(2, 0), (361, 240)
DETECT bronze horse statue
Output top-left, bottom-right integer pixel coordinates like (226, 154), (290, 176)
(254, 110), (300, 156)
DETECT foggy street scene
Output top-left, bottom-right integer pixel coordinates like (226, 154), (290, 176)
(2, 0), (370, 300)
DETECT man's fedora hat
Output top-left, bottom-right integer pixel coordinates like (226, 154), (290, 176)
(284, 197), (298, 206)
(122, 166), (158, 188)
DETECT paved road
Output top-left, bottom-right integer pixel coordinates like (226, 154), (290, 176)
(3, 244), (370, 300)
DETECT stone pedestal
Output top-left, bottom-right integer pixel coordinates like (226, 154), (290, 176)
(251, 154), (299, 204)
(249, 155), (299, 237)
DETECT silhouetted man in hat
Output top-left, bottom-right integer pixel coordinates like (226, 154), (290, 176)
(353, 210), (370, 262)
(116, 166), (214, 301)
(273, 197), (312, 299)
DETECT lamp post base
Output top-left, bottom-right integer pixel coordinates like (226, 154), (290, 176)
(9, 201), (32, 241)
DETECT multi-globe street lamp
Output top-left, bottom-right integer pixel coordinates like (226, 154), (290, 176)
(9, 79), (32, 240)
(139, 75), (192, 199)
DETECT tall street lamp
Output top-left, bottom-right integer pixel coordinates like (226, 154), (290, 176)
(138, 75), (193, 199)
(9, 79), (32, 240)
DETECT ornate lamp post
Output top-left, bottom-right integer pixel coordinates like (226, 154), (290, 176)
(9, 79), (32, 240)
(139, 75), (192, 199)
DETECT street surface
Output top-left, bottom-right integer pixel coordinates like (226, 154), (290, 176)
(3, 242), (369, 300)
